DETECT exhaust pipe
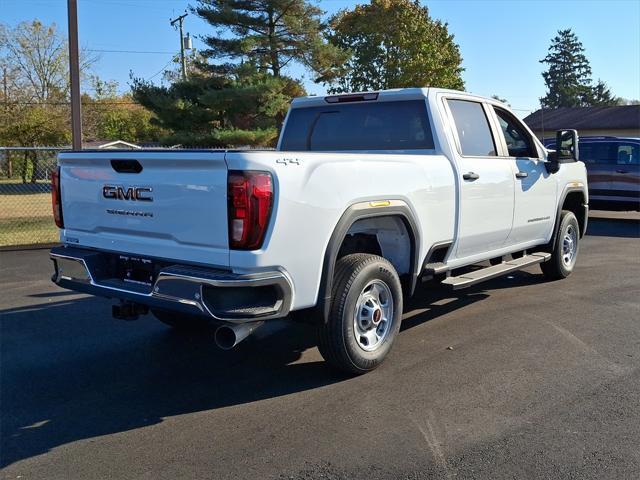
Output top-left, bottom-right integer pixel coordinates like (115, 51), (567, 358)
(214, 321), (264, 350)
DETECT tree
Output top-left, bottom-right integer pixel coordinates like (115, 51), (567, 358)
(0, 21), (78, 181)
(491, 94), (510, 106)
(131, 63), (304, 147)
(540, 29), (617, 108)
(162, 49), (210, 83)
(326, 0), (464, 93)
(192, 0), (346, 81)
(0, 20), (96, 102)
(0, 104), (70, 182)
(617, 98), (640, 106)
(83, 76), (165, 143)
(589, 79), (617, 106)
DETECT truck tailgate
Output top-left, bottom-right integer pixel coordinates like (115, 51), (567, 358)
(58, 151), (230, 267)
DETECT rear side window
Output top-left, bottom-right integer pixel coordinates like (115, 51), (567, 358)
(617, 143), (639, 165)
(280, 100), (434, 151)
(447, 99), (497, 156)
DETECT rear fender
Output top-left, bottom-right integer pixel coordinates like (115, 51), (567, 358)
(317, 200), (420, 323)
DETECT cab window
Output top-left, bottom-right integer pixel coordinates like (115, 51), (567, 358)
(493, 107), (537, 158)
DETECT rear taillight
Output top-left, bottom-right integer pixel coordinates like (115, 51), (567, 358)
(227, 171), (273, 250)
(51, 167), (64, 228)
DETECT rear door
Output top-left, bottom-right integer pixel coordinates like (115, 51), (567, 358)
(445, 98), (515, 258)
(611, 141), (640, 202)
(58, 150), (230, 267)
(490, 106), (557, 245)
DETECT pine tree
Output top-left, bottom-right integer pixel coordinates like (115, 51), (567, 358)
(589, 79), (617, 106)
(131, 65), (304, 147)
(540, 29), (617, 108)
(192, 0), (346, 82)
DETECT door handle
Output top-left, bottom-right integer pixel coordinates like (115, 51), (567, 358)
(463, 172), (480, 181)
(515, 171), (528, 179)
(616, 169), (629, 174)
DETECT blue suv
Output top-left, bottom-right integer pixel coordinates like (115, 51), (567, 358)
(546, 136), (639, 211)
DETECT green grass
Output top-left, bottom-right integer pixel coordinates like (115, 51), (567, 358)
(0, 193), (52, 219)
(0, 216), (59, 247)
(0, 178), (51, 184)
(0, 188), (58, 247)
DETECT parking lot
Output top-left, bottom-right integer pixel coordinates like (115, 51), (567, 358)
(1, 211), (639, 479)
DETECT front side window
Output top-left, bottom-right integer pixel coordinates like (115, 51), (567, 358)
(579, 142), (616, 164)
(494, 107), (537, 158)
(447, 99), (496, 156)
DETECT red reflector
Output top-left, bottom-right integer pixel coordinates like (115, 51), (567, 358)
(227, 171), (273, 250)
(51, 167), (64, 228)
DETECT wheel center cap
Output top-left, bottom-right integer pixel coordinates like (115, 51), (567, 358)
(372, 308), (382, 326)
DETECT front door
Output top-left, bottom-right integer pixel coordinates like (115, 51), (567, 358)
(491, 106), (557, 245)
(446, 99), (515, 258)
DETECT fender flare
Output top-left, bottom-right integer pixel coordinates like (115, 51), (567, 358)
(551, 186), (588, 247)
(317, 200), (421, 323)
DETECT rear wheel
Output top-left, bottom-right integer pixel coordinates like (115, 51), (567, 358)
(317, 253), (403, 374)
(151, 308), (210, 331)
(541, 210), (580, 280)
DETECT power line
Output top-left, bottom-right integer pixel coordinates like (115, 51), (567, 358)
(86, 49), (176, 55)
(146, 57), (176, 81)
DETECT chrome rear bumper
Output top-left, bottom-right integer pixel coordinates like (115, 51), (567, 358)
(50, 246), (292, 323)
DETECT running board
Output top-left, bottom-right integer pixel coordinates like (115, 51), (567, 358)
(441, 252), (551, 290)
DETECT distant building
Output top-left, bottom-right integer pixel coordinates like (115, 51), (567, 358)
(82, 140), (142, 150)
(524, 105), (640, 140)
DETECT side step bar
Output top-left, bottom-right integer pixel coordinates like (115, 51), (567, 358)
(441, 252), (551, 290)
(423, 262), (448, 276)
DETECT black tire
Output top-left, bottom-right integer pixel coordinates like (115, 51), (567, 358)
(317, 253), (403, 375)
(541, 210), (580, 280)
(151, 308), (210, 331)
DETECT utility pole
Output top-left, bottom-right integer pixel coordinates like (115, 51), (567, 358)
(170, 13), (188, 81)
(67, 0), (82, 150)
(2, 66), (7, 113)
(2, 66), (12, 178)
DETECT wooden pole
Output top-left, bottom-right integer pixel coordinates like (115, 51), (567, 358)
(67, 0), (82, 150)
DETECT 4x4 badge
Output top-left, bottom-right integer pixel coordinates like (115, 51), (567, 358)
(276, 158), (301, 166)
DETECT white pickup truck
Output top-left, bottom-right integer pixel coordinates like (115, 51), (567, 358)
(50, 88), (588, 374)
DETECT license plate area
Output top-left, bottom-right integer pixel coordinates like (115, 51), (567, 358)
(117, 255), (156, 286)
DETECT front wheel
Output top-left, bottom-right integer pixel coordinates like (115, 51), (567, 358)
(317, 254), (403, 374)
(541, 210), (580, 280)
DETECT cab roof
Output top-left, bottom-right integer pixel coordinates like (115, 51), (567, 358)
(290, 87), (493, 108)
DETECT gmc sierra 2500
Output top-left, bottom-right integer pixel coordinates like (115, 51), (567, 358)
(50, 88), (588, 374)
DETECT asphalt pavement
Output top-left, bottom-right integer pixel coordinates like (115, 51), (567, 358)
(1, 212), (639, 479)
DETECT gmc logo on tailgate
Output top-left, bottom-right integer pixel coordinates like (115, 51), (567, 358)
(103, 185), (153, 202)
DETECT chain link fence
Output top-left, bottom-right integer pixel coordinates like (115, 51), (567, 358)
(0, 147), (65, 248)
(0, 145), (275, 248)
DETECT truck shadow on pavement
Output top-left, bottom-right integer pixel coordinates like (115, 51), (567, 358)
(586, 216), (640, 238)
(0, 269), (547, 469)
(0, 297), (341, 468)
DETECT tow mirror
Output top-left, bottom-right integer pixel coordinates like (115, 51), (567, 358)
(546, 129), (579, 174)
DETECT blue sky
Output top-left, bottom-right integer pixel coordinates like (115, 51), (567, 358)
(3, 0), (639, 116)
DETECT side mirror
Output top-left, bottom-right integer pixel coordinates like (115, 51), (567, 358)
(546, 129), (579, 174)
